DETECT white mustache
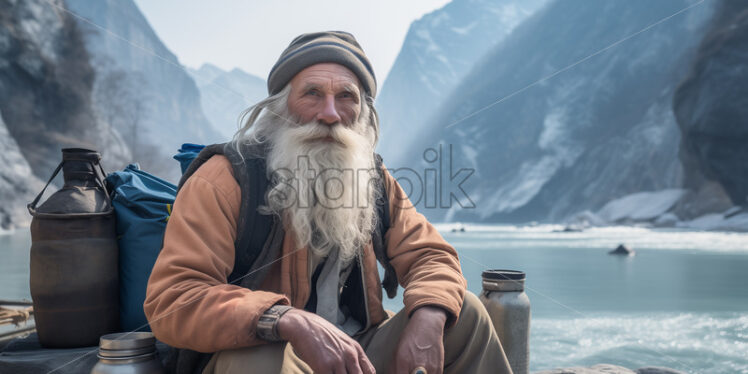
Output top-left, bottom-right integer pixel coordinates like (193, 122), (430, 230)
(287, 121), (362, 147)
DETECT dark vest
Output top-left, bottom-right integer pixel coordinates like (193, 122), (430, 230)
(166, 142), (397, 374)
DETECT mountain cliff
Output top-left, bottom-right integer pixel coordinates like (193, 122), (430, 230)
(0, 0), (128, 229)
(187, 64), (267, 140)
(394, 0), (715, 223)
(0, 110), (43, 230)
(65, 0), (221, 179)
(673, 0), (748, 213)
(376, 0), (547, 166)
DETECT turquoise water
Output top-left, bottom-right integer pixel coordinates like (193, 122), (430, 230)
(2, 225), (747, 373)
(0, 230), (31, 301)
(437, 225), (748, 374)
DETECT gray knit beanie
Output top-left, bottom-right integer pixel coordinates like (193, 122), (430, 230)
(267, 31), (377, 98)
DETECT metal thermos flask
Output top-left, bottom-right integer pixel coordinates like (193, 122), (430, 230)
(479, 269), (530, 374)
(91, 332), (165, 374)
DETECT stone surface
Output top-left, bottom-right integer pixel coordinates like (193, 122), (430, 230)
(533, 364), (687, 374)
(534, 364), (635, 374)
(609, 244), (635, 256)
(635, 367), (687, 374)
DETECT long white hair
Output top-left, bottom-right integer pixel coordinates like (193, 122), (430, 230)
(230, 84), (381, 264)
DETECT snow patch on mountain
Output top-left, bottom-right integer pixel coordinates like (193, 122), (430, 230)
(482, 156), (562, 216)
(598, 189), (687, 222)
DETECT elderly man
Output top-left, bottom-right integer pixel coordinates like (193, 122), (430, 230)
(144, 31), (513, 374)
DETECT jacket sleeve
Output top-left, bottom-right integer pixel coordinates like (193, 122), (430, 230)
(143, 156), (289, 353)
(382, 167), (467, 327)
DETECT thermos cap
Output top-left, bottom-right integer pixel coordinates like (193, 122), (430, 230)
(481, 269), (526, 281)
(93, 332), (165, 372)
(99, 332), (156, 351)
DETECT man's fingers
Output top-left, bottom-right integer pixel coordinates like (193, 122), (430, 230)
(346, 362), (364, 374)
(336, 357), (352, 374)
(357, 346), (375, 374)
(344, 346), (364, 374)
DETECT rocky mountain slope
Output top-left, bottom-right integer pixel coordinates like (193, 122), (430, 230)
(65, 0), (221, 179)
(376, 0), (547, 166)
(187, 63), (267, 140)
(0, 0), (128, 229)
(673, 0), (748, 212)
(0, 110), (43, 230)
(393, 0), (716, 223)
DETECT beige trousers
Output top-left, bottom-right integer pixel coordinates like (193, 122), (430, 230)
(202, 292), (513, 374)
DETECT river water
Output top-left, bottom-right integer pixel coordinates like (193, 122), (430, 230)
(2, 225), (747, 373)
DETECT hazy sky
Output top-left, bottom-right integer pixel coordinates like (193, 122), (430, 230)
(133, 0), (451, 82)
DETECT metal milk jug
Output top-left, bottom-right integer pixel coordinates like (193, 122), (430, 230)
(479, 269), (530, 374)
(91, 332), (165, 374)
(28, 148), (119, 347)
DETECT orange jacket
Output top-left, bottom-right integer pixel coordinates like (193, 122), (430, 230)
(143, 155), (466, 353)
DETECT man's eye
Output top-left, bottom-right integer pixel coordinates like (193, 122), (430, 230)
(339, 92), (354, 99)
(306, 89), (320, 96)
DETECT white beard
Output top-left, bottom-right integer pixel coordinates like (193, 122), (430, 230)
(260, 106), (379, 265)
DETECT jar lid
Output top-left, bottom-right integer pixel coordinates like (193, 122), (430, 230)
(99, 332), (156, 351)
(481, 269), (525, 281)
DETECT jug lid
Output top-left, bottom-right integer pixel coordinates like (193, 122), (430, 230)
(62, 148), (101, 163)
(99, 332), (156, 350)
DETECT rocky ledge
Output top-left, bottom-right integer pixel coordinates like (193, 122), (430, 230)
(534, 364), (686, 374)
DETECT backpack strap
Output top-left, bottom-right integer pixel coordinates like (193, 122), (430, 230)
(373, 153), (398, 298)
(176, 143), (274, 287)
(171, 143), (235, 374)
(223, 144), (274, 285)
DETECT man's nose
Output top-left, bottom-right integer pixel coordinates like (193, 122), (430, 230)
(316, 94), (341, 125)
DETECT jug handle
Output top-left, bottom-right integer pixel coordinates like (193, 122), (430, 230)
(27, 161), (64, 216)
(27, 160), (111, 216)
(93, 162), (110, 197)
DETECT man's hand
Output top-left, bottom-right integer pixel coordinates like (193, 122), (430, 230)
(277, 308), (375, 374)
(391, 306), (448, 374)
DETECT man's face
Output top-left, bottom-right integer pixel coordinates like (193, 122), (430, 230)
(287, 63), (363, 128)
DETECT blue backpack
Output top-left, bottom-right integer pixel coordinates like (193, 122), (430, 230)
(105, 144), (204, 331)
(173, 143), (207, 174)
